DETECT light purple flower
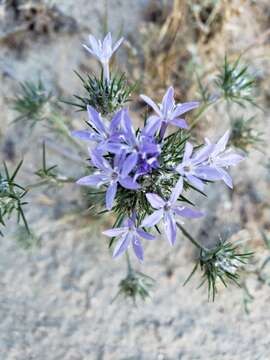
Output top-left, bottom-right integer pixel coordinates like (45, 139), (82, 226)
(83, 32), (123, 82)
(103, 215), (155, 261)
(205, 130), (245, 188)
(176, 142), (221, 191)
(140, 86), (199, 138)
(72, 105), (122, 153)
(141, 178), (203, 245)
(76, 150), (140, 210)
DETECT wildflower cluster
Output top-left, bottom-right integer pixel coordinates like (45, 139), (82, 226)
(74, 33), (244, 262)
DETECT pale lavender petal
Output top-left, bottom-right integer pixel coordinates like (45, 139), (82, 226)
(170, 177), (183, 204)
(82, 44), (94, 56)
(193, 144), (214, 163)
(136, 229), (155, 240)
(113, 234), (130, 258)
(217, 153), (244, 167)
(141, 209), (163, 227)
(217, 167), (233, 188)
(106, 182), (117, 210)
(174, 206), (204, 218)
(186, 174), (204, 191)
(88, 34), (100, 54)
(121, 153), (138, 178)
(164, 211), (176, 246)
(132, 236), (144, 261)
(184, 142), (193, 161)
(146, 193), (165, 209)
(162, 86), (174, 115)
(87, 105), (106, 134)
(103, 227), (128, 237)
(170, 118), (188, 129)
(119, 177), (140, 190)
(172, 102), (200, 117)
(71, 130), (100, 141)
(112, 37), (124, 53)
(90, 150), (112, 173)
(76, 174), (107, 187)
(214, 130), (230, 154)
(194, 166), (222, 181)
(103, 142), (125, 154)
(175, 163), (185, 175)
(122, 109), (136, 145)
(142, 115), (161, 136)
(140, 94), (162, 116)
(110, 109), (122, 131)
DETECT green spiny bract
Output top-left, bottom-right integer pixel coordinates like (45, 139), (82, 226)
(230, 116), (264, 153)
(68, 71), (135, 115)
(13, 79), (51, 126)
(0, 161), (29, 236)
(215, 56), (256, 106)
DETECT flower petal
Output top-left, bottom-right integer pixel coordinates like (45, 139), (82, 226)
(194, 166), (222, 181)
(186, 174), (205, 191)
(132, 236), (144, 261)
(71, 130), (99, 141)
(112, 37), (124, 53)
(172, 101), (200, 117)
(217, 167), (233, 188)
(106, 182), (117, 210)
(170, 177), (183, 204)
(146, 193), (165, 209)
(164, 211), (176, 246)
(113, 234), (130, 258)
(162, 86), (174, 115)
(183, 142), (193, 161)
(87, 105), (107, 135)
(121, 153), (138, 178)
(136, 229), (155, 240)
(140, 94), (162, 116)
(170, 118), (188, 129)
(141, 209), (163, 227)
(103, 227), (128, 237)
(119, 177), (140, 190)
(76, 174), (106, 187)
(142, 115), (161, 136)
(174, 206), (204, 218)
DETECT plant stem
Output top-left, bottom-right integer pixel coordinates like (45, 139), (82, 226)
(189, 97), (222, 131)
(176, 222), (208, 252)
(125, 251), (133, 275)
(25, 176), (75, 191)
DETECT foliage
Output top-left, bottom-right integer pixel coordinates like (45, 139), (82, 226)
(65, 71), (135, 116)
(0, 161), (29, 236)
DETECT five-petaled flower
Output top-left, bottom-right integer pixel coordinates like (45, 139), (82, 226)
(72, 105), (122, 153)
(176, 142), (220, 191)
(205, 130), (244, 188)
(76, 150), (140, 210)
(142, 178), (203, 245)
(83, 32), (123, 83)
(141, 86), (199, 138)
(103, 214), (155, 261)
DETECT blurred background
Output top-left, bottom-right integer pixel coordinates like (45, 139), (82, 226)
(0, 0), (270, 359)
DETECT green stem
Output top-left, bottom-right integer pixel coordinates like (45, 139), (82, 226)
(25, 176), (75, 191)
(189, 97), (222, 131)
(125, 251), (133, 275)
(176, 222), (208, 252)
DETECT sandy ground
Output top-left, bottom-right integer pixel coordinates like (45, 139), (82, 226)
(0, 1), (270, 359)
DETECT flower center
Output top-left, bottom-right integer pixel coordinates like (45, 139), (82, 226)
(164, 202), (171, 211)
(111, 171), (118, 181)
